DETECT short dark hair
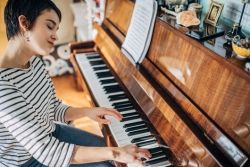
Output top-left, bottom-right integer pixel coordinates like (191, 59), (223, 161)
(4, 0), (62, 40)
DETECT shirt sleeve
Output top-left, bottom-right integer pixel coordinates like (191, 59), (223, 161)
(0, 85), (74, 167)
(40, 58), (70, 124)
(53, 98), (70, 124)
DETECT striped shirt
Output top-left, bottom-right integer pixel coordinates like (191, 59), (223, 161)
(0, 56), (74, 167)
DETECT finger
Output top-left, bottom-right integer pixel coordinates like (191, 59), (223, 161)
(96, 117), (111, 124)
(102, 108), (123, 121)
(137, 148), (151, 160)
(136, 151), (151, 161)
(106, 108), (123, 119)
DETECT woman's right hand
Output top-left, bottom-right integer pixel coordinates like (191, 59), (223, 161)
(112, 144), (151, 166)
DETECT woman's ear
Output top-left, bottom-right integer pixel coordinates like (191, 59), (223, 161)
(18, 15), (29, 32)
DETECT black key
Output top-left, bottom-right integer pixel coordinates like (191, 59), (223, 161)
(108, 93), (127, 101)
(100, 78), (117, 85)
(86, 55), (100, 60)
(145, 157), (169, 165)
(148, 147), (163, 154)
(113, 103), (132, 109)
(131, 135), (154, 143)
(123, 121), (145, 128)
(121, 115), (141, 122)
(103, 85), (123, 93)
(149, 147), (171, 157)
(90, 60), (105, 66)
(151, 151), (167, 159)
(113, 102), (132, 108)
(112, 101), (131, 106)
(123, 121), (146, 128)
(127, 128), (149, 136)
(122, 112), (139, 118)
(96, 71), (113, 78)
(115, 106), (134, 112)
(93, 66), (108, 71)
(125, 124), (146, 132)
(136, 140), (157, 147)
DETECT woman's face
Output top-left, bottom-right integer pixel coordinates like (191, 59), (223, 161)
(28, 9), (60, 56)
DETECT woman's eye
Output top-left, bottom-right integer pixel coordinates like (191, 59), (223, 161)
(47, 25), (53, 30)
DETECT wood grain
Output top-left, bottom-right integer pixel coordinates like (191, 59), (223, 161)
(145, 19), (250, 156)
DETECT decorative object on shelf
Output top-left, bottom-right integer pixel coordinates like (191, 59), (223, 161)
(161, 0), (201, 19)
(225, 23), (245, 44)
(165, 0), (188, 13)
(157, 0), (165, 8)
(225, 0), (249, 43)
(205, 24), (216, 45)
(204, 1), (224, 26)
(160, 6), (178, 18)
(160, 3), (201, 25)
(232, 35), (250, 59)
(188, 3), (202, 17)
(176, 10), (200, 27)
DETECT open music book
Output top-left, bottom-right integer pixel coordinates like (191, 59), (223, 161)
(121, 0), (157, 65)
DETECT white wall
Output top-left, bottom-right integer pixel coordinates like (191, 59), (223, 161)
(53, 0), (75, 44)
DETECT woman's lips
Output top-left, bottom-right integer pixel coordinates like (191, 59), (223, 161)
(48, 41), (54, 46)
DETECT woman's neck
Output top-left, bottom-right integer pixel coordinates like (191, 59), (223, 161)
(0, 38), (34, 69)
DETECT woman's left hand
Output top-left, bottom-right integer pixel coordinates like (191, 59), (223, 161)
(86, 107), (123, 124)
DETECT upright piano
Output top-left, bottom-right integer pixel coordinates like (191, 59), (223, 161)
(69, 0), (250, 166)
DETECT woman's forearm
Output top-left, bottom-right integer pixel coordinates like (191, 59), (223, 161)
(64, 107), (122, 123)
(71, 144), (150, 165)
(71, 145), (115, 164)
(64, 107), (91, 122)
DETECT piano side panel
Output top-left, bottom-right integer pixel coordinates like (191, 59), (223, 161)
(94, 23), (221, 167)
(145, 19), (250, 155)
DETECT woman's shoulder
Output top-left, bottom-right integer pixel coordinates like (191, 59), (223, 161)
(31, 56), (46, 68)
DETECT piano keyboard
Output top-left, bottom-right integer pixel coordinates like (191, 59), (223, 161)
(76, 52), (173, 167)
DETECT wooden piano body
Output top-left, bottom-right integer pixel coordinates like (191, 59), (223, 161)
(70, 0), (250, 166)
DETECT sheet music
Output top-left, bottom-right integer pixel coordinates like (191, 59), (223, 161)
(121, 0), (157, 65)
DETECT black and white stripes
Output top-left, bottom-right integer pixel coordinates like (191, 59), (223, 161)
(0, 56), (74, 167)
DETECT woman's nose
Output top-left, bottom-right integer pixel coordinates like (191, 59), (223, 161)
(51, 33), (58, 41)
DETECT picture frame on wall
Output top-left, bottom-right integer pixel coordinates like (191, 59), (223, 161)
(205, 1), (224, 26)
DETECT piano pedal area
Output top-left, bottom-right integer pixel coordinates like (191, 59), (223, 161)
(75, 52), (178, 167)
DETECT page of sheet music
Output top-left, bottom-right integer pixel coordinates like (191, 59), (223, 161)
(121, 0), (157, 65)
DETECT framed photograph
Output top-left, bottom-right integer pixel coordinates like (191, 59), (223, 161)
(205, 24), (216, 45)
(205, 1), (224, 26)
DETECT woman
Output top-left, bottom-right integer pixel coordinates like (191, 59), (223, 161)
(0, 0), (151, 166)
